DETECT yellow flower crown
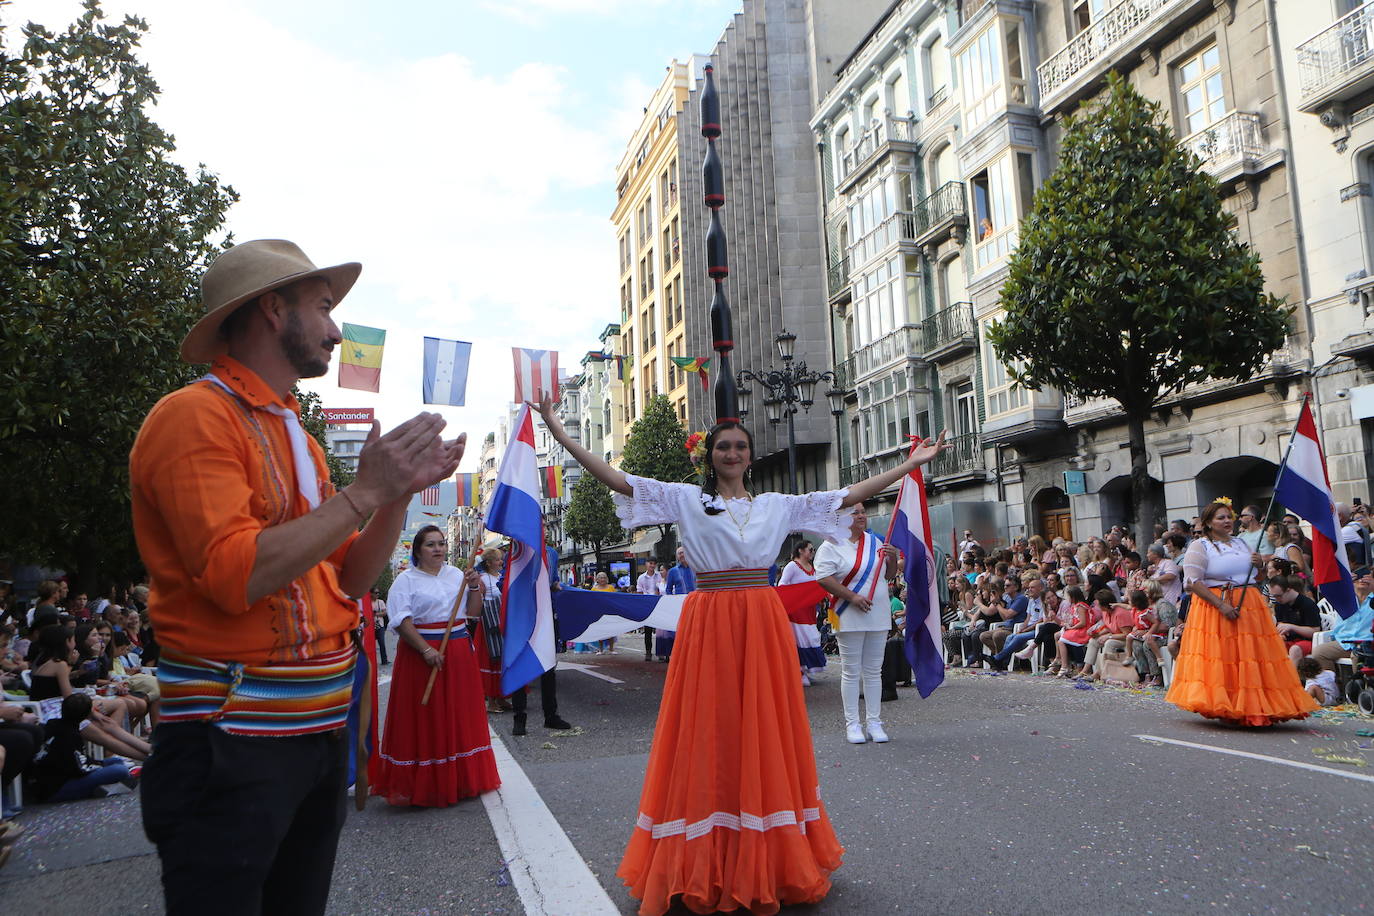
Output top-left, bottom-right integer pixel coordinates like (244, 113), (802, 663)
(1213, 495), (1233, 507)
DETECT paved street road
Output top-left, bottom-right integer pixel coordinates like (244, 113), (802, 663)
(4, 637), (1371, 915)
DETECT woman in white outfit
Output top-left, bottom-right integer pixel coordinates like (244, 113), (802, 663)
(814, 503), (899, 745)
(779, 540), (827, 686)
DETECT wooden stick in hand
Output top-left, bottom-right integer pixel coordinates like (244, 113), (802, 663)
(421, 551), (483, 706)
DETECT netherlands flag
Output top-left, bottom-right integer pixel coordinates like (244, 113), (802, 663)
(484, 404), (556, 693)
(512, 348), (559, 404)
(886, 454), (944, 698)
(1274, 398), (1358, 619)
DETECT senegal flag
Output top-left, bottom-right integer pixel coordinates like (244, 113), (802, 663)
(340, 323), (385, 392)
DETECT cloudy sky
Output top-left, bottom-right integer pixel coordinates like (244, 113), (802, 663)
(5, 0), (738, 469)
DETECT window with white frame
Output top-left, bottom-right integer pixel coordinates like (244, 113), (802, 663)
(853, 256), (902, 347)
(847, 175), (898, 266)
(924, 34), (949, 105)
(888, 69), (910, 117)
(970, 151), (1031, 268)
(1073, 0), (1110, 33)
(857, 369), (913, 456)
(958, 24), (1003, 132)
(1178, 44), (1225, 136)
(982, 326), (1027, 416)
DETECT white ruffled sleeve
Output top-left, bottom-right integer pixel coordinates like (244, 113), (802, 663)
(612, 473), (695, 528)
(1181, 538), (1209, 585)
(783, 488), (851, 544)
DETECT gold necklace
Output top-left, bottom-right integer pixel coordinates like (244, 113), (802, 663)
(721, 492), (754, 541)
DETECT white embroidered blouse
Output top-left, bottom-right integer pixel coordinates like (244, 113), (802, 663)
(613, 474), (851, 573)
(387, 565), (465, 630)
(1182, 536), (1256, 587)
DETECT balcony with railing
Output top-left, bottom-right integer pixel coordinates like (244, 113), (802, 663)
(911, 181), (968, 248)
(1037, 0), (1206, 114)
(921, 302), (977, 361)
(837, 114), (919, 188)
(849, 209), (918, 265)
(834, 355), (857, 394)
(930, 432), (985, 479)
(1298, 3), (1374, 112)
(1181, 111), (1279, 184)
(849, 324), (923, 382)
(827, 257), (851, 301)
(839, 462), (865, 487)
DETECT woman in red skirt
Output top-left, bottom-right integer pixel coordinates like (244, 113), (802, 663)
(374, 525), (500, 806)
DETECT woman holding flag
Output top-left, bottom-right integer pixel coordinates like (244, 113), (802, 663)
(814, 503), (899, 745)
(1165, 500), (1318, 726)
(533, 393), (945, 916)
(373, 525), (500, 806)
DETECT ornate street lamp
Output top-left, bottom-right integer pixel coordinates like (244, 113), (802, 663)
(737, 328), (850, 494)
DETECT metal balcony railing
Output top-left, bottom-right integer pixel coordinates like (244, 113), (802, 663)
(921, 302), (977, 356)
(931, 433), (984, 478)
(839, 462), (865, 487)
(1297, 4), (1374, 107)
(834, 356), (856, 392)
(911, 181), (968, 243)
(1181, 111), (1269, 175)
(838, 115), (919, 183)
(850, 325), (923, 382)
(1037, 0), (1193, 109)
(827, 257), (850, 298)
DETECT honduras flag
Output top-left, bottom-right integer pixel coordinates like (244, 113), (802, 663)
(484, 404), (556, 693)
(1274, 398), (1358, 618)
(886, 455), (944, 698)
(422, 337), (472, 407)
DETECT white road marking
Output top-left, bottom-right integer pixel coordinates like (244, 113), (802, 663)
(481, 732), (620, 916)
(557, 661), (625, 684)
(377, 675), (391, 687)
(1135, 734), (1374, 784)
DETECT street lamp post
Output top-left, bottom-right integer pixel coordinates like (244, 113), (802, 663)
(736, 330), (848, 495)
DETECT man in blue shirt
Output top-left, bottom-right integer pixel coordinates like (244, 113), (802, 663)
(1310, 570), (1374, 672)
(665, 546), (695, 594)
(981, 576), (1040, 661)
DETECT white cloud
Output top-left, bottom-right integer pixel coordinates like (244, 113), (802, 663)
(6, 0), (624, 471)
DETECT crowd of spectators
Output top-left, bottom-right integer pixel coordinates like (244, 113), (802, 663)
(936, 505), (1374, 697)
(0, 578), (160, 867)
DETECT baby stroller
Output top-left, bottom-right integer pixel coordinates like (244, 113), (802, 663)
(1344, 641), (1374, 716)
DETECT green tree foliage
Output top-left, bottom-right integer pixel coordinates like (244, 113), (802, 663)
(988, 73), (1289, 531)
(0, 1), (237, 586)
(563, 471), (623, 570)
(372, 563), (394, 599)
(295, 387), (357, 491)
(620, 395), (691, 561)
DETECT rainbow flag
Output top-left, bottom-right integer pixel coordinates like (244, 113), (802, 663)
(539, 465), (564, 499)
(339, 323), (385, 392)
(670, 355), (710, 392)
(454, 472), (479, 507)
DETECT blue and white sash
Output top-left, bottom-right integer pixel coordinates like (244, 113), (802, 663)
(833, 532), (882, 617)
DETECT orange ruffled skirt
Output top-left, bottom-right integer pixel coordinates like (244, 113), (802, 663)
(617, 585), (843, 915)
(1166, 585), (1318, 727)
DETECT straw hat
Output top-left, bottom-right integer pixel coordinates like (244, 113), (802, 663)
(180, 239), (361, 363)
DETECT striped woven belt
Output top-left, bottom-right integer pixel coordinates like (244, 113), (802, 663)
(415, 620), (468, 643)
(696, 568), (771, 590)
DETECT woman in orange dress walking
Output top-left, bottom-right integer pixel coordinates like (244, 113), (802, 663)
(1166, 499), (1318, 726)
(535, 394), (944, 915)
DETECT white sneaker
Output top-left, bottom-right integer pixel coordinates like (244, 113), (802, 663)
(867, 722), (890, 743)
(801, 672), (812, 687)
(845, 723), (866, 744)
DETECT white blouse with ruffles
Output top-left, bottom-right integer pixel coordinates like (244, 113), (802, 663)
(387, 565), (466, 630)
(1182, 536), (1256, 587)
(613, 474), (852, 573)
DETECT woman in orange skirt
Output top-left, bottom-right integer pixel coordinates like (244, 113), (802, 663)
(534, 394), (946, 915)
(1166, 500), (1318, 726)
(373, 525), (500, 806)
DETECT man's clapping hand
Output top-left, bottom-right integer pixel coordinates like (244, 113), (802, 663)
(350, 413), (466, 510)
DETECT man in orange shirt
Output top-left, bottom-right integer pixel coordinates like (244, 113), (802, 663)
(131, 240), (463, 916)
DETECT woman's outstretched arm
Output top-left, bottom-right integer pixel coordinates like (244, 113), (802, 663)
(531, 392), (632, 496)
(840, 432), (948, 508)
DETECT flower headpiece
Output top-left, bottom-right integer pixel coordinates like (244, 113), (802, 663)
(685, 431), (708, 481)
(1213, 496), (1233, 507)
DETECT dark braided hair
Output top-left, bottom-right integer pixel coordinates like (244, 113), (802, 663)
(699, 421), (755, 515)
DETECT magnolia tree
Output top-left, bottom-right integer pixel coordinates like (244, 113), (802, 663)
(987, 73), (1289, 532)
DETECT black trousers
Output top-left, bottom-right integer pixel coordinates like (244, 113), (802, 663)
(511, 668), (559, 719)
(0, 720), (44, 784)
(373, 627), (389, 665)
(881, 636), (911, 693)
(643, 626), (655, 654)
(141, 722), (348, 916)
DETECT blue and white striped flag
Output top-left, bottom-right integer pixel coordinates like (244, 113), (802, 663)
(422, 337), (472, 407)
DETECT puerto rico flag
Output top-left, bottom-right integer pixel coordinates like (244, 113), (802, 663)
(484, 404), (556, 693)
(1275, 397), (1358, 619)
(886, 453), (944, 697)
(512, 348), (559, 404)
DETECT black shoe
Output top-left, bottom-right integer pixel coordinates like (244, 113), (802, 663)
(881, 689), (899, 702)
(987, 657), (1008, 671)
(512, 714), (527, 737)
(544, 715), (572, 730)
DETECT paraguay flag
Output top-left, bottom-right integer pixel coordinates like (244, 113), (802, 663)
(484, 404), (556, 693)
(886, 453), (944, 697)
(1274, 397), (1358, 618)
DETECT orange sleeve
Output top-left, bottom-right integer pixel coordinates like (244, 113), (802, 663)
(137, 393), (264, 616)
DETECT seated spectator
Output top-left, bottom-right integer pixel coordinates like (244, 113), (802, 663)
(1121, 589), (1158, 682)
(1270, 575), (1321, 663)
(987, 577), (1046, 671)
(1079, 590), (1133, 681)
(961, 583), (1004, 667)
(1131, 580), (1176, 686)
(31, 694), (137, 803)
(1052, 588), (1096, 677)
(1310, 570), (1374, 672)
(942, 578), (978, 665)
(1296, 657), (1338, 707)
(979, 576), (1033, 662)
(110, 631), (160, 729)
(1015, 584), (1076, 669)
(0, 625), (25, 691)
(0, 700), (44, 818)
(27, 626), (149, 761)
(73, 624), (148, 733)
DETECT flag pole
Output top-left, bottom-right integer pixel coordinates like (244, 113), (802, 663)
(1235, 393), (1309, 595)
